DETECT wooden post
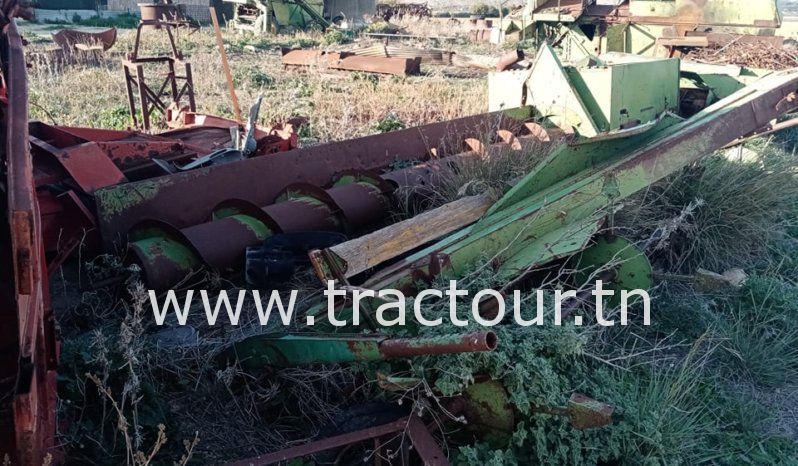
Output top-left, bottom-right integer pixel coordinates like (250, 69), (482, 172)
(209, 7), (242, 122)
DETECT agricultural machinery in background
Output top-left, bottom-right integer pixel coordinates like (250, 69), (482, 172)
(4, 0), (798, 463)
(512, 0), (784, 59)
(223, 0), (378, 33)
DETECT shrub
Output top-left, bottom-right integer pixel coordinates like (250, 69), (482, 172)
(618, 147), (798, 273)
(470, 4), (501, 17)
(321, 29), (351, 46)
(373, 113), (406, 133)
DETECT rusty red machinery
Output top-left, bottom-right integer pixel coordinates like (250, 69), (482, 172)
(1, 7), (58, 464)
(0, 4), (296, 461)
(31, 114), (297, 275)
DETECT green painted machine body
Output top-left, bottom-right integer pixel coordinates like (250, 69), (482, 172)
(489, 46), (772, 130)
(362, 68), (798, 294)
(520, 45), (679, 136)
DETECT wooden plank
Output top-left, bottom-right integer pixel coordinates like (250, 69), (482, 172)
(328, 194), (494, 278)
(210, 7), (241, 122)
(657, 36), (709, 47)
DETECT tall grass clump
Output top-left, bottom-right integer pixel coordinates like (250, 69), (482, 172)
(619, 145), (798, 273)
(716, 275), (798, 387)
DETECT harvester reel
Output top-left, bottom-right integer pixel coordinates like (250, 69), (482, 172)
(569, 235), (653, 308)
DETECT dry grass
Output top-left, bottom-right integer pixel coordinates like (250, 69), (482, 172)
(24, 25), (487, 143)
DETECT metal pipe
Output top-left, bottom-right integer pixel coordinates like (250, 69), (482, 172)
(224, 332), (498, 369)
(379, 331), (498, 358)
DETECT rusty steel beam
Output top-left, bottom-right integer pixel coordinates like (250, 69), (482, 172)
(335, 54), (421, 76)
(226, 416), (448, 466)
(0, 18), (58, 465)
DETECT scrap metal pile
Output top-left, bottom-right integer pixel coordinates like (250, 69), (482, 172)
(683, 37), (798, 70)
(489, 0), (788, 55)
(4, 1), (798, 464)
(375, 2), (431, 21)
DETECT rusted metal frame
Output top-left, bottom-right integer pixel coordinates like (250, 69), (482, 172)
(227, 332), (497, 368)
(226, 418), (409, 466)
(134, 63), (149, 129)
(183, 62), (196, 111)
(123, 66), (138, 127)
(0, 19), (58, 465)
(124, 58), (195, 130)
(226, 416), (448, 466)
(167, 59), (179, 110)
(406, 416), (449, 466)
(124, 16), (195, 131)
(94, 109), (533, 247)
(146, 71), (172, 112)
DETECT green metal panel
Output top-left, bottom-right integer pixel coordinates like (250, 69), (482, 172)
(625, 23), (665, 56)
(528, 45), (679, 134)
(570, 236), (653, 307)
(606, 24), (627, 53)
(609, 58), (680, 127)
(525, 45), (600, 137)
(271, 0), (324, 28)
(680, 61), (772, 103)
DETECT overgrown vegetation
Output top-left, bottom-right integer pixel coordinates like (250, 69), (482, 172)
(25, 27), (484, 139)
(321, 29), (351, 46)
(469, 4), (509, 17)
